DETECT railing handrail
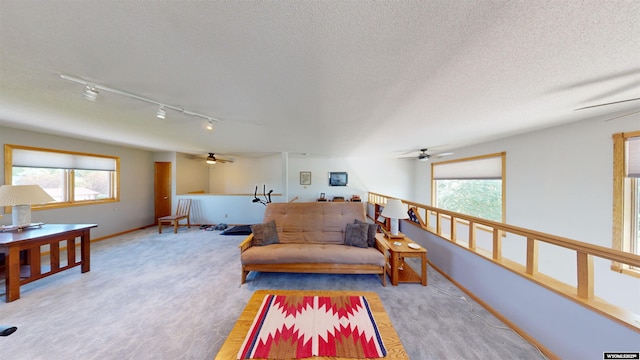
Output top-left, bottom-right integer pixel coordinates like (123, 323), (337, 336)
(395, 198), (640, 267)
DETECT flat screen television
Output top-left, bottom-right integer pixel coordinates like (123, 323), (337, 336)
(329, 172), (348, 186)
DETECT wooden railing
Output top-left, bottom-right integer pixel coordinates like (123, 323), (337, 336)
(368, 192), (640, 331)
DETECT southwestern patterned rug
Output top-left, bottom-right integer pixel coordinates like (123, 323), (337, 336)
(238, 294), (386, 359)
(217, 290), (408, 360)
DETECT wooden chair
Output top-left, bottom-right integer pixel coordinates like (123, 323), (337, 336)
(158, 199), (191, 234)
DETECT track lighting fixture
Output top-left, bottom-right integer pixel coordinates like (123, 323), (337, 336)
(83, 85), (98, 102)
(156, 106), (166, 119)
(206, 153), (216, 164)
(60, 74), (221, 126)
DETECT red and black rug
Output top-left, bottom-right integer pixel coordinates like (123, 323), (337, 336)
(237, 294), (387, 359)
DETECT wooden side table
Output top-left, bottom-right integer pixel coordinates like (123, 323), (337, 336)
(377, 233), (427, 286)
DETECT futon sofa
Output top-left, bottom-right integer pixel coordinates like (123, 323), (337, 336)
(239, 202), (387, 285)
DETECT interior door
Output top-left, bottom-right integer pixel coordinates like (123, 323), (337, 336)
(154, 162), (172, 224)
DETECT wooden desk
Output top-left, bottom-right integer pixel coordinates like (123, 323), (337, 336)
(0, 224), (97, 302)
(377, 233), (427, 286)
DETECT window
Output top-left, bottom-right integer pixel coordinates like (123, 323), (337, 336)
(612, 131), (640, 274)
(431, 152), (505, 222)
(4, 145), (119, 210)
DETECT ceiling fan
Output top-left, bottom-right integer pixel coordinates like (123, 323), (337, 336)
(205, 153), (233, 164)
(401, 148), (454, 161)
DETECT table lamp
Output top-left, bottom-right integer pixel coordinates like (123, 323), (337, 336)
(381, 198), (409, 237)
(0, 185), (55, 227)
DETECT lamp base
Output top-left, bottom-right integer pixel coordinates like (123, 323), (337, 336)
(12, 204), (31, 227)
(382, 227), (405, 239)
(0, 222), (44, 232)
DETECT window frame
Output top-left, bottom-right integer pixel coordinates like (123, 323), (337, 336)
(431, 152), (506, 223)
(4, 144), (120, 212)
(612, 131), (640, 277)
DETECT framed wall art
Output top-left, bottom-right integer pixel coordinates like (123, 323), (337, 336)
(300, 171), (311, 185)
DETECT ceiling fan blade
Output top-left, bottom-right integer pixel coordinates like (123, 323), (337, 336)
(433, 152), (454, 158)
(604, 109), (640, 122)
(575, 97), (640, 111)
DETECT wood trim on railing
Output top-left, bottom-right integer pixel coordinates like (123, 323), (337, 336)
(492, 228), (502, 261)
(368, 191), (640, 332)
(577, 251), (594, 299)
(526, 237), (538, 275)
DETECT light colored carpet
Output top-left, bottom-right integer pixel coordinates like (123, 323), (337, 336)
(0, 227), (545, 359)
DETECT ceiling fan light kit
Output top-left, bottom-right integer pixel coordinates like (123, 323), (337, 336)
(203, 153), (234, 164)
(418, 149), (430, 161)
(60, 73), (220, 128)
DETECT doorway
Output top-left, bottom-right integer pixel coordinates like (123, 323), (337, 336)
(154, 162), (172, 224)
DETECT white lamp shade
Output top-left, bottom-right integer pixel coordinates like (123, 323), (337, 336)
(0, 185), (55, 206)
(381, 199), (408, 219)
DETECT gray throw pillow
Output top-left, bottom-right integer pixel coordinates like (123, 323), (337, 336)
(344, 223), (369, 248)
(355, 219), (377, 247)
(250, 220), (279, 246)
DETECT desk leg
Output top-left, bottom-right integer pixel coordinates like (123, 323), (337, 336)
(6, 247), (20, 302)
(80, 229), (91, 273)
(28, 247), (41, 277)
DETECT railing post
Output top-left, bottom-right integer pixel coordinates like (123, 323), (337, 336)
(577, 251), (594, 299)
(526, 237), (538, 275)
(492, 228), (502, 261)
(450, 216), (457, 242)
(469, 221), (476, 250)
(436, 212), (442, 236)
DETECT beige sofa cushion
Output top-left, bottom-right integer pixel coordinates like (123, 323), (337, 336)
(263, 202), (366, 245)
(241, 243), (386, 267)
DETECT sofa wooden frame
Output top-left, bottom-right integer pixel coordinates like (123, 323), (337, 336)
(239, 235), (388, 286)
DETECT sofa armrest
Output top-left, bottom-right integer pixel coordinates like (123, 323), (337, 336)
(239, 234), (254, 253)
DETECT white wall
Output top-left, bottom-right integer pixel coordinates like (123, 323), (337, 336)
(175, 153), (415, 224)
(287, 156), (414, 202)
(185, 194), (274, 225)
(176, 154), (209, 194)
(0, 126), (155, 239)
(199, 153), (414, 202)
(410, 111), (640, 313)
(208, 154), (282, 194)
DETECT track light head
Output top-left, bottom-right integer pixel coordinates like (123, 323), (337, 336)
(83, 86), (98, 102)
(206, 119), (214, 131)
(156, 106), (166, 119)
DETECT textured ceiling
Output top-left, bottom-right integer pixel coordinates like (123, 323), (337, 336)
(0, 1), (639, 159)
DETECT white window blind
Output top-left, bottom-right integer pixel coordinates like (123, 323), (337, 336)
(13, 148), (116, 171)
(627, 136), (640, 178)
(433, 156), (502, 180)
